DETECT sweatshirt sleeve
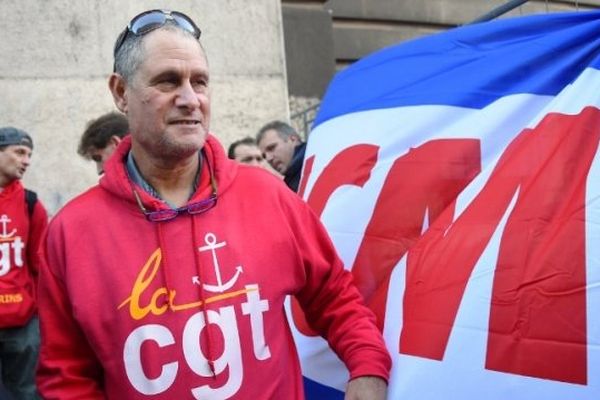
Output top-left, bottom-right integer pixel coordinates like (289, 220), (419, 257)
(36, 222), (106, 399)
(289, 197), (392, 382)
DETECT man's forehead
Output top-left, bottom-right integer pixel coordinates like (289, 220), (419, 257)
(261, 129), (284, 143)
(142, 29), (206, 60)
(236, 144), (261, 155)
(3, 144), (32, 154)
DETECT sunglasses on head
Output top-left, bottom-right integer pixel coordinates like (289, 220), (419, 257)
(113, 9), (201, 58)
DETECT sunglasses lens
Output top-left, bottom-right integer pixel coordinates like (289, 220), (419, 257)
(172, 14), (201, 38)
(130, 12), (167, 35)
(148, 209), (178, 222)
(115, 10), (201, 59)
(187, 197), (216, 215)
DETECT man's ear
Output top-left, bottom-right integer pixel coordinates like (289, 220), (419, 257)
(109, 135), (123, 147)
(289, 134), (301, 145)
(109, 73), (128, 114)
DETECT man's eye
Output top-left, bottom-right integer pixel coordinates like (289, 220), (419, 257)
(192, 79), (208, 89)
(154, 76), (179, 88)
(158, 79), (177, 86)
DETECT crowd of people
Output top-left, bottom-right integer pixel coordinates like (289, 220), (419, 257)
(0, 9), (390, 400)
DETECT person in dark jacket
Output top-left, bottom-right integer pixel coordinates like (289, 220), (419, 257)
(256, 121), (306, 192)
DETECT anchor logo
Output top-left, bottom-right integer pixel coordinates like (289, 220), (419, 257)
(192, 232), (243, 293)
(0, 215), (17, 240)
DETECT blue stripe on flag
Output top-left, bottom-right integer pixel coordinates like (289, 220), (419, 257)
(314, 11), (600, 128)
(303, 376), (344, 399)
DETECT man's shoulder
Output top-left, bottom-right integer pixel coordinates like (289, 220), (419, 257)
(0, 179), (23, 196)
(50, 185), (105, 224)
(234, 164), (287, 189)
(0, 180), (32, 208)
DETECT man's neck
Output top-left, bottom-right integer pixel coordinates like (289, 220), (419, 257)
(0, 176), (12, 190)
(129, 148), (200, 208)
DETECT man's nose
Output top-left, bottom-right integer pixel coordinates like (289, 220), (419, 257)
(22, 154), (31, 167)
(175, 82), (201, 109)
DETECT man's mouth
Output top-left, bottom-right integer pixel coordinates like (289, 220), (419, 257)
(170, 119), (201, 126)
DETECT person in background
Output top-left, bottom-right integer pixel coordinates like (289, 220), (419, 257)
(0, 127), (48, 400)
(227, 136), (268, 168)
(36, 9), (390, 400)
(78, 111), (129, 175)
(256, 120), (306, 192)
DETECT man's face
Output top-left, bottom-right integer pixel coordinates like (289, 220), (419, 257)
(0, 145), (32, 183)
(233, 144), (267, 168)
(115, 29), (210, 163)
(86, 136), (121, 175)
(257, 129), (298, 174)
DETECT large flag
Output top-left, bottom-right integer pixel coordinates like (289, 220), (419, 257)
(290, 10), (600, 399)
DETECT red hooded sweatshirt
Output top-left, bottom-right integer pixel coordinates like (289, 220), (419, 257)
(37, 135), (390, 399)
(0, 179), (47, 328)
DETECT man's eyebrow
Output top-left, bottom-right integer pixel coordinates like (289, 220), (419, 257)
(150, 70), (180, 83)
(191, 70), (209, 80)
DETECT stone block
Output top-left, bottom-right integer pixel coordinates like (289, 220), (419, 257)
(333, 23), (441, 61)
(282, 5), (336, 98)
(325, 0), (599, 26)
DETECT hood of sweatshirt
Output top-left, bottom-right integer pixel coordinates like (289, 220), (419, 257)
(0, 179), (23, 200)
(100, 134), (238, 212)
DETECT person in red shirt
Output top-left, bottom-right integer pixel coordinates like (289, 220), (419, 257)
(36, 9), (391, 399)
(0, 127), (48, 400)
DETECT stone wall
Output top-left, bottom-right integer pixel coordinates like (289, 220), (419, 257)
(0, 0), (289, 214)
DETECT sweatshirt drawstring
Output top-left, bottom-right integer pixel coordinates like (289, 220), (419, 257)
(155, 217), (216, 378)
(132, 147), (217, 377)
(191, 215), (217, 377)
(156, 223), (172, 309)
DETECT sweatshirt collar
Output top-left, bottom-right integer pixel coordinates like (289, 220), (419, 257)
(125, 150), (202, 208)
